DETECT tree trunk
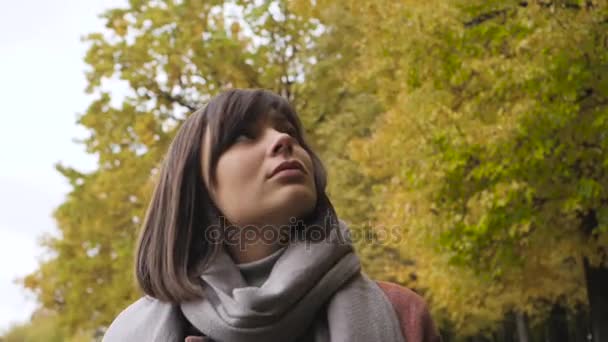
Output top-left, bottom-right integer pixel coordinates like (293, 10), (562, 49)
(573, 305), (590, 342)
(516, 311), (531, 342)
(469, 335), (491, 342)
(583, 257), (608, 342)
(439, 327), (453, 342)
(546, 304), (568, 342)
(499, 311), (516, 342)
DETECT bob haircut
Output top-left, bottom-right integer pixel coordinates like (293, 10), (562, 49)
(135, 88), (339, 302)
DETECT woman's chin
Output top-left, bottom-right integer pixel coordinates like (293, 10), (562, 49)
(268, 189), (317, 220)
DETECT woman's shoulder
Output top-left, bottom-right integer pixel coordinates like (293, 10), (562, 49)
(375, 280), (429, 314)
(375, 280), (442, 342)
(102, 296), (182, 342)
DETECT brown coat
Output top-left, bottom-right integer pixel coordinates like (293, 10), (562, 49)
(376, 281), (442, 342)
(185, 281), (442, 342)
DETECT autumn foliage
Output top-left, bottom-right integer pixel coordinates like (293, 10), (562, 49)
(6, 1), (608, 341)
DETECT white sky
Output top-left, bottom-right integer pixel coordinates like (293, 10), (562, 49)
(0, 0), (127, 332)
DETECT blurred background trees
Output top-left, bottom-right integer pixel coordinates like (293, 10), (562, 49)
(4, 0), (608, 341)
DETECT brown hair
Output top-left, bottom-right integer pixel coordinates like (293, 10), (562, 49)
(135, 88), (338, 302)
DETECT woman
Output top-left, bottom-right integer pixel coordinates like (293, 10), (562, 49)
(103, 89), (441, 342)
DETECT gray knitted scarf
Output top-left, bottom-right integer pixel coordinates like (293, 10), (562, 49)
(180, 220), (405, 342)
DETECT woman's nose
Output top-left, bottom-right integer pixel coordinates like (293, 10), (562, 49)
(268, 130), (294, 157)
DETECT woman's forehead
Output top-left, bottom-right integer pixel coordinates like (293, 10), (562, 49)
(268, 109), (292, 123)
(260, 109), (291, 125)
(240, 108), (292, 130)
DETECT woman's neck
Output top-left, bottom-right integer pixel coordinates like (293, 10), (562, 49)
(226, 240), (284, 264)
(222, 220), (291, 264)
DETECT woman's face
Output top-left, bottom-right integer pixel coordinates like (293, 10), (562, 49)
(201, 111), (317, 230)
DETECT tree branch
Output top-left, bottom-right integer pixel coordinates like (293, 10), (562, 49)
(158, 90), (198, 112)
(464, 1), (588, 28)
(464, 9), (509, 28)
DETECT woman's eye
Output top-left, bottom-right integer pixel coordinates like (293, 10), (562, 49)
(235, 135), (248, 142)
(282, 125), (297, 136)
(234, 129), (255, 142)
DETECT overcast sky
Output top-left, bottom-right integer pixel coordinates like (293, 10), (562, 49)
(0, 0), (127, 332)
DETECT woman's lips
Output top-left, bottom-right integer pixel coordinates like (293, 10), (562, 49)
(269, 159), (306, 178)
(271, 168), (305, 180)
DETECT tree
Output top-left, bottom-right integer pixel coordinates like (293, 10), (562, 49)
(22, 0), (608, 338)
(345, 0), (608, 336)
(291, 0), (416, 283)
(23, 0), (324, 336)
(0, 310), (69, 342)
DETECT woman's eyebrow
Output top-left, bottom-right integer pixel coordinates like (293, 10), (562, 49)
(268, 111), (292, 126)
